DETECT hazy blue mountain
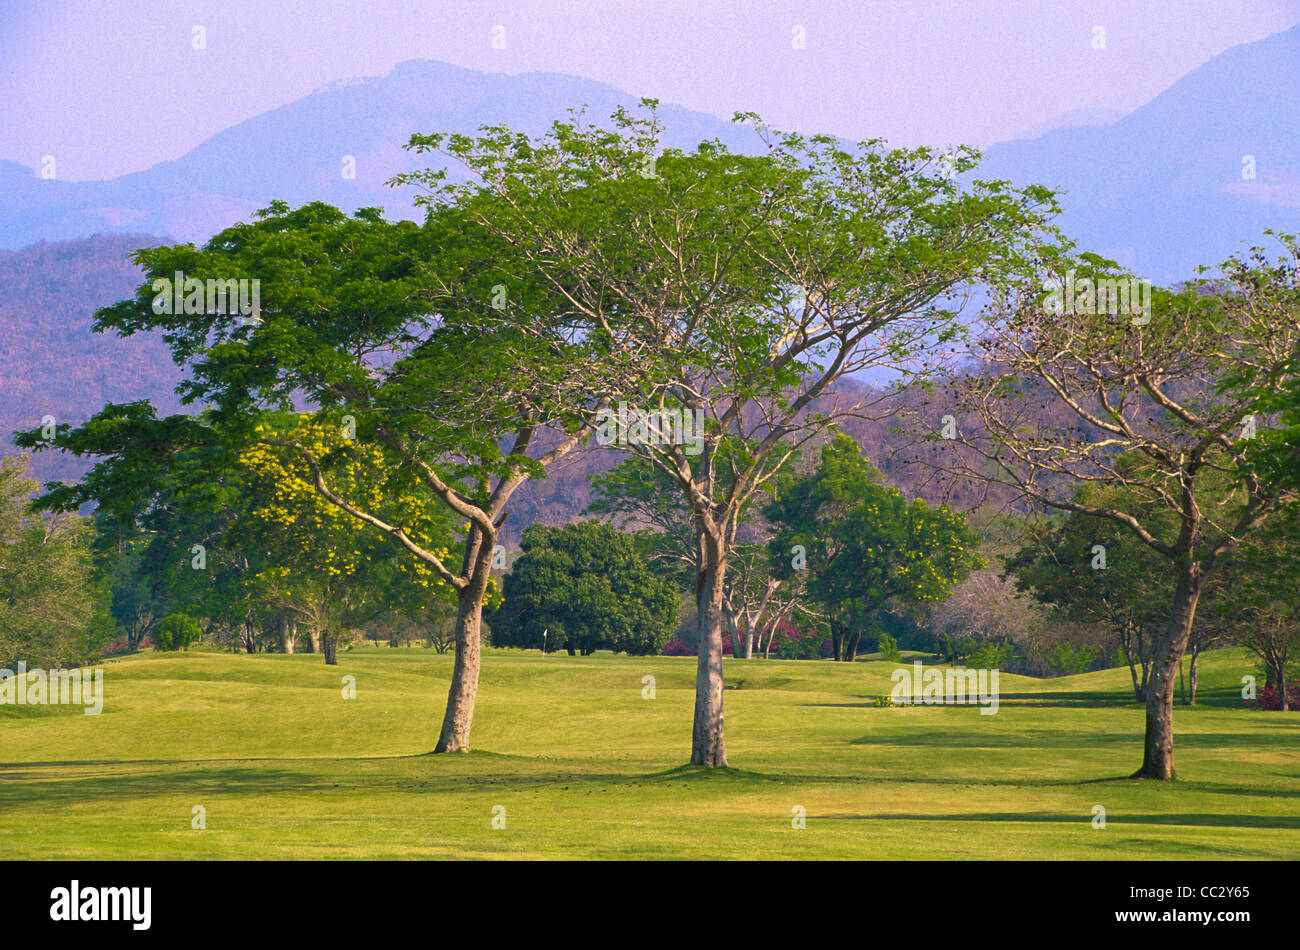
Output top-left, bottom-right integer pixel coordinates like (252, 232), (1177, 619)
(0, 61), (758, 249)
(3, 27), (1298, 281)
(980, 25), (1300, 282)
(1014, 107), (1125, 141)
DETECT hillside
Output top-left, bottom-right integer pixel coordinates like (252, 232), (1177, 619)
(0, 233), (181, 486)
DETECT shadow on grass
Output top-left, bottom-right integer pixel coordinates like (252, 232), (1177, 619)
(0, 764), (333, 809)
(846, 729), (1298, 751)
(814, 686), (1265, 711)
(822, 810), (1300, 830)
(3, 746), (1293, 811)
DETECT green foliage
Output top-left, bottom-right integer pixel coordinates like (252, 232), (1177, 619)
(153, 613), (202, 652)
(765, 434), (984, 660)
(491, 521), (678, 656)
(0, 457), (109, 669)
(876, 629), (902, 663)
(937, 631), (977, 664)
(1049, 642), (1097, 676)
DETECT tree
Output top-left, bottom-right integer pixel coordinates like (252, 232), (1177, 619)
(234, 414), (460, 664)
(937, 238), (1300, 778)
(765, 435), (983, 662)
(578, 123), (1057, 762)
(924, 569), (1048, 672)
(490, 521), (678, 657)
(0, 456), (108, 670)
(1210, 526), (1300, 710)
(153, 613), (201, 651)
(589, 453), (815, 659)
(1005, 486), (1173, 701)
(19, 150), (663, 749)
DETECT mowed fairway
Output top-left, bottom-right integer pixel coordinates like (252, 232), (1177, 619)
(1, 646), (1297, 859)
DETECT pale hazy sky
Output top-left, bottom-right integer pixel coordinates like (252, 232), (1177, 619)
(3, 0), (1299, 181)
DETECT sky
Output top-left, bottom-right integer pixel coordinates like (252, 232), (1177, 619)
(3, 0), (1299, 181)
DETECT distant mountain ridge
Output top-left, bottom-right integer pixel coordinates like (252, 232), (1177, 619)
(0, 60), (759, 249)
(5, 29), (1299, 281)
(980, 24), (1300, 281)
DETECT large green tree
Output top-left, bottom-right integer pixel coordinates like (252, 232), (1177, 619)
(555, 123), (1057, 763)
(19, 163), (659, 749)
(765, 435), (983, 662)
(490, 521), (678, 657)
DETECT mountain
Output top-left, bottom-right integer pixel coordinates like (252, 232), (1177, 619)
(980, 25), (1300, 282)
(0, 61), (758, 249)
(6, 31), (1299, 279)
(1014, 108), (1125, 141)
(4, 29), (1300, 503)
(0, 233), (182, 486)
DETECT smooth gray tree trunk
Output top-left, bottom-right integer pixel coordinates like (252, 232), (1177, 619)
(1134, 567), (1203, 780)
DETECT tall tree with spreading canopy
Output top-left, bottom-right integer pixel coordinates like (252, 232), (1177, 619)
(932, 238), (1300, 778)
(18, 189), (655, 749)
(565, 124), (1059, 763)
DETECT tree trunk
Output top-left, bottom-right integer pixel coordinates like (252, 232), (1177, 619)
(691, 536), (728, 767)
(307, 629), (320, 654)
(278, 617), (296, 655)
(434, 536), (493, 754)
(843, 629), (862, 663)
(1179, 658), (1186, 705)
(1121, 624), (1142, 701)
(1133, 567), (1203, 780)
(1188, 647), (1199, 706)
(322, 632), (337, 665)
(723, 597), (744, 659)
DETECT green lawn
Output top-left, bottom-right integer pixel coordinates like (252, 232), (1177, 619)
(1, 646), (1296, 859)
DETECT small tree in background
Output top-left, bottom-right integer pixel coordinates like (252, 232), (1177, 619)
(491, 521), (678, 657)
(153, 613), (201, 651)
(765, 435), (984, 662)
(1004, 484), (1174, 700)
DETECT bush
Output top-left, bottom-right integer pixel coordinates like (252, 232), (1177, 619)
(968, 641), (1016, 670)
(153, 613), (202, 651)
(1247, 681), (1300, 710)
(769, 621), (832, 660)
(877, 630), (902, 663)
(1049, 641), (1097, 676)
(936, 631), (978, 664)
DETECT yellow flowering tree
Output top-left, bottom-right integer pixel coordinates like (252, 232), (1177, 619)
(234, 413), (461, 664)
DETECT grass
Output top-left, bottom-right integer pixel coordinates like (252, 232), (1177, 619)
(1, 645), (1296, 859)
